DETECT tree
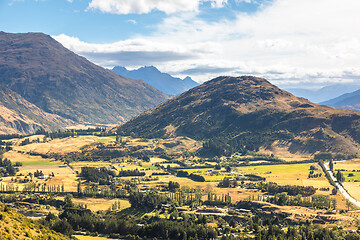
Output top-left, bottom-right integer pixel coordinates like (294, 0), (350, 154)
(336, 170), (344, 182)
(329, 158), (334, 172)
(346, 199), (352, 211)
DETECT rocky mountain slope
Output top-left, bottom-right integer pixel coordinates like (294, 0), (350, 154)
(117, 76), (360, 154)
(0, 31), (169, 126)
(112, 66), (198, 95)
(0, 85), (72, 134)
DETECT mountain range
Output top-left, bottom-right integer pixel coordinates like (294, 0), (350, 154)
(321, 89), (360, 111)
(116, 76), (360, 155)
(111, 66), (198, 95)
(0, 31), (169, 133)
(286, 84), (360, 103)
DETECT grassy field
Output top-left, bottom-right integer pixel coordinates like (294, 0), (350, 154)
(237, 163), (331, 187)
(70, 198), (131, 212)
(14, 136), (99, 155)
(342, 171), (360, 182)
(334, 159), (360, 171)
(74, 235), (112, 240)
(342, 182), (360, 203)
(4, 151), (61, 166)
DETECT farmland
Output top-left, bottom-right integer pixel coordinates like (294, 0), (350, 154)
(0, 133), (359, 239)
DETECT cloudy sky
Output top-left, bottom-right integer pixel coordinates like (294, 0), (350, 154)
(1, 0), (360, 89)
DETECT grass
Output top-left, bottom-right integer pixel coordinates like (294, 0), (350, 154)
(96, 136), (116, 143)
(4, 151), (61, 166)
(342, 182), (360, 202)
(74, 236), (111, 240)
(19, 160), (61, 166)
(71, 198), (131, 212)
(342, 171), (360, 182)
(236, 163), (331, 187)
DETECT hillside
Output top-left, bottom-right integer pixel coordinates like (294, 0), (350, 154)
(0, 31), (169, 125)
(112, 66), (198, 95)
(0, 85), (72, 134)
(117, 76), (360, 155)
(0, 203), (68, 240)
(321, 89), (360, 111)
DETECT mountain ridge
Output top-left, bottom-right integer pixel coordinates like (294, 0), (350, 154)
(111, 65), (199, 95)
(116, 76), (360, 155)
(321, 89), (360, 111)
(0, 31), (169, 126)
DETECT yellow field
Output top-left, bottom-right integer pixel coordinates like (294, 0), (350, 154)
(334, 159), (360, 171)
(343, 182), (360, 202)
(74, 235), (114, 240)
(71, 198), (131, 212)
(237, 163), (331, 187)
(14, 136), (99, 155)
(4, 151), (61, 166)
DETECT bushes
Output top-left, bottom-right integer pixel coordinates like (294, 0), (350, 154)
(259, 182), (316, 197)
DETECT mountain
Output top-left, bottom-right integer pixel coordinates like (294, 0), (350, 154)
(0, 32), (169, 125)
(321, 89), (360, 111)
(0, 85), (72, 134)
(0, 203), (68, 239)
(116, 76), (360, 155)
(111, 66), (199, 95)
(286, 84), (360, 103)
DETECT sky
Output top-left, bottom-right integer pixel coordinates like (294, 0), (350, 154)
(1, 0), (360, 89)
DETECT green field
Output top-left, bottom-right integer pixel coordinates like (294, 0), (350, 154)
(342, 171), (360, 182)
(18, 160), (61, 166)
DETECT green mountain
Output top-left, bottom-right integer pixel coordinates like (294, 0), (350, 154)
(117, 76), (360, 155)
(0, 31), (169, 125)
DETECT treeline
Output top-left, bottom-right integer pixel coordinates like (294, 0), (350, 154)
(80, 167), (116, 185)
(314, 152), (357, 161)
(0, 157), (18, 177)
(176, 170), (205, 182)
(258, 182), (316, 197)
(265, 192), (337, 210)
(129, 190), (170, 209)
(257, 224), (358, 240)
(80, 167), (146, 185)
(118, 169), (145, 177)
(41, 209), (218, 239)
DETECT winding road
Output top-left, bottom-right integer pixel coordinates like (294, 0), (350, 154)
(324, 161), (360, 208)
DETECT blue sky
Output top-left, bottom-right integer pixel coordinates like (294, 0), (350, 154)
(1, 0), (261, 42)
(1, 0), (360, 89)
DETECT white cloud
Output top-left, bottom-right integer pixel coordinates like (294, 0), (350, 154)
(56, 0), (360, 88)
(126, 19), (137, 24)
(87, 0), (229, 14)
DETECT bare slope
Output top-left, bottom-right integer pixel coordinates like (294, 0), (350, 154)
(0, 31), (169, 125)
(117, 76), (360, 154)
(0, 85), (72, 134)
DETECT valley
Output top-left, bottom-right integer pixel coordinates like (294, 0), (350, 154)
(1, 128), (360, 239)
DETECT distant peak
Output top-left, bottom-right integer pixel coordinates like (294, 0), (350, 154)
(112, 66), (127, 71)
(139, 65), (160, 72)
